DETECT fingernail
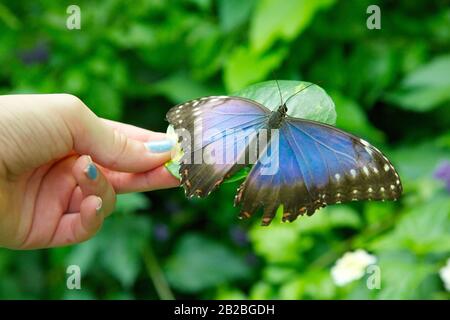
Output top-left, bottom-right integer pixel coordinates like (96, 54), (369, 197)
(145, 139), (175, 153)
(95, 197), (103, 214)
(84, 162), (98, 180)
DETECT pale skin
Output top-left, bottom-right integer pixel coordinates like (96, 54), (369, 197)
(0, 94), (179, 249)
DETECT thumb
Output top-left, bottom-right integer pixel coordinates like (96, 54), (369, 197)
(62, 95), (175, 173)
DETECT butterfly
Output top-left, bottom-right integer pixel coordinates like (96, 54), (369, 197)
(166, 82), (402, 226)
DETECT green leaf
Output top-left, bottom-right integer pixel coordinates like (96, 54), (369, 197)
(331, 92), (384, 143)
(250, 0), (335, 52)
(296, 205), (361, 232)
(65, 239), (100, 273)
(114, 193), (150, 214)
(385, 87), (450, 112)
(249, 281), (275, 299)
(249, 207), (303, 264)
(389, 142), (450, 181)
(215, 287), (247, 300)
(386, 54), (450, 111)
(0, 3), (21, 29)
(263, 265), (297, 284)
(370, 195), (450, 254)
(63, 290), (96, 300)
(99, 215), (152, 288)
(375, 251), (435, 299)
(224, 46), (287, 92)
(364, 202), (396, 226)
(279, 278), (304, 299)
(152, 72), (220, 104)
(165, 233), (251, 293)
(301, 271), (336, 299)
(234, 80), (336, 124)
(402, 54), (450, 88)
(108, 23), (156, 49)
(164, 159), (181, 180)
(218, 0), (256, 32)
(188, 23), (225, 79)
(65, 214), (152, 290)
(249, 205), (361, 264)
(222, 166), (251, 184)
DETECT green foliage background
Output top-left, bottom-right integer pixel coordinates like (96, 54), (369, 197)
(0, 0), (449, 299)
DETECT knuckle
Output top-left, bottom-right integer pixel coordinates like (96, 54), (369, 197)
(109, 129), (130, 169)
(59, 93), (83, 109)
(55, 94), (89, 119)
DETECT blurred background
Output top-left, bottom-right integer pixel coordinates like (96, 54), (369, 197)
(0, 0), (449, 299)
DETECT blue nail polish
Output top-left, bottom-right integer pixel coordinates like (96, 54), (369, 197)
(86, 163), (98, 180)
(146, 139), (174, 153)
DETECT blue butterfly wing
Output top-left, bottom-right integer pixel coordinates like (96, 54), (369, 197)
(166, 96), (270, 197)
(235, 117), (402, 225)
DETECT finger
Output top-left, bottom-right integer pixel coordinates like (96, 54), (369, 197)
(101, 119), (167, 142)
(21, 156), (78, 248)
(106, 165), (180, 193)
(67, 186), (83, 213)
(55, 94), (175, 173)
(72, 155), (116, 217)
(49, 195), (104, 246)
(49, 155), (117, 246)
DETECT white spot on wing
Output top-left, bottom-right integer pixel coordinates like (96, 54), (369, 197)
(360, 139), (370, 147)
(363, 166), (369, 176)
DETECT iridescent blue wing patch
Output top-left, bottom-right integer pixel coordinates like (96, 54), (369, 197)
(234, 117), (402, 225)
(166, 96), (270, 197)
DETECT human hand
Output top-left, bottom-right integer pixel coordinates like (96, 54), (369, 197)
(0, 94), (179, 249)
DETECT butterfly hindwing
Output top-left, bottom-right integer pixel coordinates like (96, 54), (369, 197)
(166, 96), (270, 197)
(235, 117), (402, 225)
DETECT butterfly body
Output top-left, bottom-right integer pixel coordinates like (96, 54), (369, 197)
(267, 103), (288, 129)
(166, 91), (402, 226)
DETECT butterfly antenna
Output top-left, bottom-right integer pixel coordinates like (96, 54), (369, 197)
(275, 79), (284, 106)
(284, 83), (315, 107)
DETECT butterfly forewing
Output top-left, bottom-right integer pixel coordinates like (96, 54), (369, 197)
(166, 96), (271, 197)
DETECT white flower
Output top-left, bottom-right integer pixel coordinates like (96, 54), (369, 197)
(439, 258), (450, 292)
(331, 249), (377, 286)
